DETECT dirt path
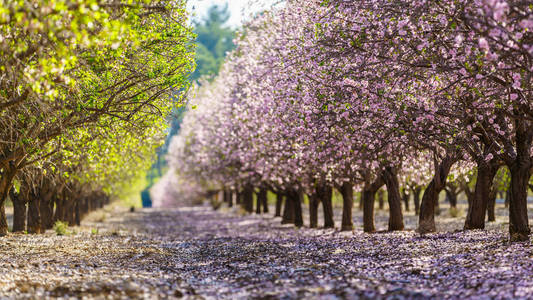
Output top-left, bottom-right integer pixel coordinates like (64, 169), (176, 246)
(0, 204), (532, 299)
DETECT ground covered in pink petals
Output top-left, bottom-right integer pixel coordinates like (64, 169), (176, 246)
(1, 205), (532, 299)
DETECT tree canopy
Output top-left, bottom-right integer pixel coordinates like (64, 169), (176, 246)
(168, 0), (533, 242)
(0, 0), (195, 234)
(190, 4), (235, 81)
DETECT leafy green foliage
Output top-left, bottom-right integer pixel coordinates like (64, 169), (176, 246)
(53, 221), (69, 236)
(0, 1), (196, 222)
(190, 4), (235, 80)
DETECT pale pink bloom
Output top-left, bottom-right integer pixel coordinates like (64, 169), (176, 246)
(478, 37), (489, 52)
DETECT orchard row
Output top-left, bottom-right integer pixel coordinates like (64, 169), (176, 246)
(0, 0), (195, 234)
(169, 0), (533, 241)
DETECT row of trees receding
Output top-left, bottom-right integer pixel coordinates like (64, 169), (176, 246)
(215, 165), (533, 230)
(168, 0), (533, 241)
(0, 0), (196, 234)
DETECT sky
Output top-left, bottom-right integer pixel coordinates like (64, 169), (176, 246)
(186, 0), (281, 28)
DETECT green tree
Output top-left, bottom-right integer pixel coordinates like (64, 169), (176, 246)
(191, 4), (235, 80)
(0, 0), (195, 234)
(143, 4), (237, 192)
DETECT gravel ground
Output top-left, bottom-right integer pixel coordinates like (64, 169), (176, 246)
(0, 203), (532, 299)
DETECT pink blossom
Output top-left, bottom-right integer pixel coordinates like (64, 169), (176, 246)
(478, 37), (489, 52)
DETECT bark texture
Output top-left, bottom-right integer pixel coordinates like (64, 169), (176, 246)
(383, 167), (404, 231)
(464, 162), (498, 230)
(10, 188), (26, 233)
(227, 190), (233, 207)
(255, 190), (262, 214)
(362, 176), (384, 233)
(275, 192), (283, 217)
(508, 160), (531, 241)
(401, 188), (410, 212)
(27, 188), (42, 234)
(316, 185), (334, 228)
(487, 187), (496, 222)
(281, 190), (294, 224)
(0, 163), (17, 235)
(507, 120), (532, 242)
(412, 186), (421, 215)
(242, 185), (254, 213)
(289, 189), (303, 228)
(236, 191), (242, 205)
(377, 189), (385, 210)
(340, 182), (354, 231)
(444, 183), (459, 209)
(40, 186), (55, 230)
(308, 191), (319, 228)
(258, 188), (268, 213)
(418, 155), (456, 234)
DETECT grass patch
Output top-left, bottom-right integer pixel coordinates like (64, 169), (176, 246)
(53, 221), (69, 236)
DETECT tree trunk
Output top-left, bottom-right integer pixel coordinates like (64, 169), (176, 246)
(340, 182), (354, 231)
(0, 164), (17, 235)
(412, 186), (421, 215)
(242, 185), (254, 213)
(75, 198), (81, 226)
(487, 187), (496, 222)
(40, 188), (54, 230)
(281, 190), (294, 224)
(508, 160), (531, 241)
(223, 189), (229, 204)
(383, 167), (404, 231)
(308, 191), (319, 228)
(0, 204), (7, 235)
(79, 196), (88, 219)
(10, 188), (26, 233)
(463, 183), (474, 212)
(362, 190), (376, 233)
(401, 188), (410, 212)
(418, 155), (456, 234)
(56, 188), (75, 225)
(65, 198), (75, 226)
(102, 193), (107, 206)
(255, 189), (261, 214)
(289, 189), (303, 228)
(53, 195), (64, 223)
(504, 188), (510, 208)
(434, 191), (441, 216)
(362, 176), (384, 233)
(236, 191), (242, 205)
(262, 190), (269, 213)
(377, 189), (385, 210)
(27, 189), (42, 234)
(445, 188), (458, 209)
(257, 188), (268, 213)
(275, 192), (283, 217)
(464, 162), (498, 230)
(317, 184), (334, 228)
(92, 194), (101, 210)
(506, 119), (532, 242)
(358, 191), (364, 211)
(61, 189), (76, 226)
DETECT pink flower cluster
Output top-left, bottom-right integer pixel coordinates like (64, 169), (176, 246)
(167, 0), (532, 237)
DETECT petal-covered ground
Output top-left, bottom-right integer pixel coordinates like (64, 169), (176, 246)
(0, 204), (532, 299)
